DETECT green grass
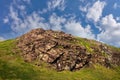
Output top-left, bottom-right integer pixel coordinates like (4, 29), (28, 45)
(37, 64), (120, 80)
(0, 39), (120, 80)
(75, 37), (95, 53)
(0, 40), (41, 80)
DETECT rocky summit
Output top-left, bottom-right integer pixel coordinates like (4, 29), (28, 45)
(17, 28), (120, 71)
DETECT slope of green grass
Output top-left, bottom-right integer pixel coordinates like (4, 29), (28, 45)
(0, 39), (120, 80)
(0, 40), (41, 80)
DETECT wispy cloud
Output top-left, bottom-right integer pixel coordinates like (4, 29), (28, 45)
(18, 5), (26, 11)
(7, 0), (95, 40)
(39, 0), (66, 14)
(3, 17), (9, 23)
(8, 1), (49, 36)
(86, 0), (106, 22)
(49, 13), (66, 30)
(47, 0), (66, 11)
(2, 0), (120, 47)
(23, 0), (31, 4)
(113, 3), (120, 9)
(79, 2), (91, 12)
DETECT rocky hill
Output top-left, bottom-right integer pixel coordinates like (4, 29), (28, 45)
(16, 28), (120, 71)
(0, 28), (120, 80)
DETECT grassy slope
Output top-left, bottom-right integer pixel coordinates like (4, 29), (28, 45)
(0, 39), (120, 80)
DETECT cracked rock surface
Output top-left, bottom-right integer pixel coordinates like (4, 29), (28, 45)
(17, 28), (120, 71)
(17, 28), (91, 71)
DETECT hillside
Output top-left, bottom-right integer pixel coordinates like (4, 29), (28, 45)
(0, 28), (120, 80)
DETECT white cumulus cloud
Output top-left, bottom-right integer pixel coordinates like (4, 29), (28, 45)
(49, 13), (66, 30)
(86, 0), (106, 22)
(64, 20), (95, 39)
(48, 13), (95, 39)
(97, 14), (120, 47)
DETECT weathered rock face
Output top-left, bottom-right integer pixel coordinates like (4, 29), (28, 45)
(112, 52), (120, 65)
(17, 28), (91, 71)
(16, 28), (120, 71)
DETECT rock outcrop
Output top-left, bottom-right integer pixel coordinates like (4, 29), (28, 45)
(16, 28), (120, 71)
(17, 28), (92, 71)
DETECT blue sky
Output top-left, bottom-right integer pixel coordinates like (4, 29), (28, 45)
(0, 0), (120, 47)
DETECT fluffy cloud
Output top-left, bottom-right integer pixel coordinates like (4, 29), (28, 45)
(86, 0), (106, 22)
(97, 14), (120, 47)
(49, 13), (66, 30)
(47, 0), (65, 11)
(49, 13), (95, 39)
(64, 20), (95, 39)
